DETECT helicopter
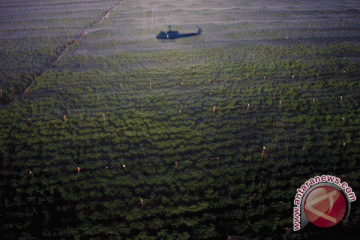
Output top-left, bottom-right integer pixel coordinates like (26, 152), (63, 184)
(156, 25), (202, 39)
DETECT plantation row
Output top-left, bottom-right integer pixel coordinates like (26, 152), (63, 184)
(0, 0), (120, 103)
(227, 28), (360, 42)
(53, 42), (360, 71)
(4, 118), (359, 175)
(24, 83), (360, 113)
(2, 40), (359, 103)
(2, 146), (359, 239)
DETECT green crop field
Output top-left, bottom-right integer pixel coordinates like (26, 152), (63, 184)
(1, 0), (360, 239)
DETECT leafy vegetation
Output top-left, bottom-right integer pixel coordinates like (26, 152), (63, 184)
(1, 0), (360, 239)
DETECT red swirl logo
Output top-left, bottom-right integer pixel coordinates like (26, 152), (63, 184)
(304, 186), (346, 228)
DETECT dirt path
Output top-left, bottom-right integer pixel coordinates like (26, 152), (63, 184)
(20, 1), (124, 98)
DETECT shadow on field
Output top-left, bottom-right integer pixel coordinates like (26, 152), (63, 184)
(156, 25), (202, 40)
